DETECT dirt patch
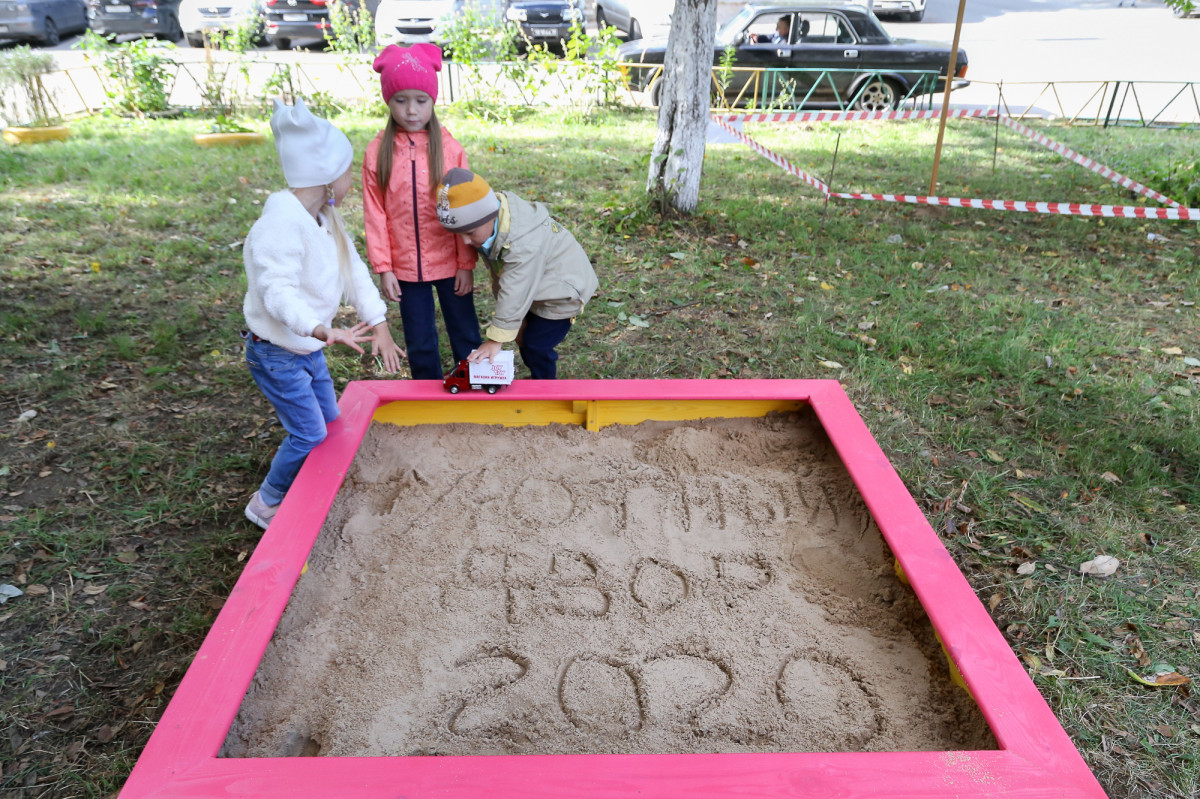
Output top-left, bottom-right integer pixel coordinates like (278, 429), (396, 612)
(223, 411), (994, 757)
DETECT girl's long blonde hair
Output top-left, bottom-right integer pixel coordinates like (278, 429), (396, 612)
(375, 107), (444, 198)
(321, 188), (356, 304)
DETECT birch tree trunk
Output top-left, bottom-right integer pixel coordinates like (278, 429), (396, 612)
(646, 0), (719, 214)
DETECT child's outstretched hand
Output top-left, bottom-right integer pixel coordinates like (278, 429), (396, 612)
(371, 322), (405, 373)
(467, 339), (503, 365)
(314, 321), (374, 353)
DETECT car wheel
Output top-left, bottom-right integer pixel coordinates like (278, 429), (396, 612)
(273, 36), (292, 50)
(905, 8), (925, 21)
(41, 17), (60, 46)
(595, 6), (608, 30)
(449, 385), (460, 394)
(648, 77), (663, 107)
(629, 18), (642, 40)
(486, 385), (498, 394)
(853, 78), (899, 111)
(186, 32), (204, 47)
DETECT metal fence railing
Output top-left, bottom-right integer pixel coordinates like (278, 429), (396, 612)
(5, 52), (1199, 130)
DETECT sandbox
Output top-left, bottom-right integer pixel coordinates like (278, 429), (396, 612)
(119, 380), (1108, 799)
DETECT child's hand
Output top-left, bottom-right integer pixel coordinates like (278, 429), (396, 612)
(371, 322), (405, 373)
(315, 321), (374, 354)
(453, 268), (474, 296)
(467, 340), (503, 364)
(380, 272), (402, 303)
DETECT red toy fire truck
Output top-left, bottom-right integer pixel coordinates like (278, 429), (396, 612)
(443, 350), (515, 395)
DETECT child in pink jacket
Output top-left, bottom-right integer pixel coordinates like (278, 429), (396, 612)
(363, 44), (481, 380)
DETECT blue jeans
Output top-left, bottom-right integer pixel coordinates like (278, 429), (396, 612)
(519, 313), (573, 379)
(398, 277), (482, 379)
(245, 336), (339, 506)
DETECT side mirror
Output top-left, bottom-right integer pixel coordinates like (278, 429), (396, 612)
(734, 31), (745, 45)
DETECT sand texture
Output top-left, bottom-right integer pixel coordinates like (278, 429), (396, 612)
(222, 411), (995, 758)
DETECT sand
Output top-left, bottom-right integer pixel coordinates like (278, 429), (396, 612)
(222, 411), (995, 758)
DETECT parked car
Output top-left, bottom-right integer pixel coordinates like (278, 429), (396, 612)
(264, 0), (359, 49)
(0, 0), (88, 44)
(374, 0), (499, 46)
(869, 0), (924, 23)
(504, 0), (583, 49)
(594, 0), (671, 41)
(87, 0), (184, 40)
(178, 0), (264, 46)
(617, 3), (967, 111)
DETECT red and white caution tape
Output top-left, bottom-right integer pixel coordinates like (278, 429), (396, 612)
(711, 112), (1200, 220)
(1000, 116), (1181, 208)
(827, 193), (1200, 219)
(715, 109), (996, 124)
(711, 115), (831, 195)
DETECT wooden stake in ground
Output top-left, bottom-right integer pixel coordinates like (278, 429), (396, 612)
(928, 0), (968, 195)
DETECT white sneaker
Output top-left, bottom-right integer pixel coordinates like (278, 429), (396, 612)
(245, 491), (279, 530)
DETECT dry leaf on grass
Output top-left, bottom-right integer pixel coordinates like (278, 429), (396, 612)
(1079, 555), (1119, 577)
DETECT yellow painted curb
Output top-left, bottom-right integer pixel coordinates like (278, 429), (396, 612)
(193, 131), (265, 147)
(3, 126), (71, 144)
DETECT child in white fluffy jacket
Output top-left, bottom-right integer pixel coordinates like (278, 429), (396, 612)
(241, 99), (404, 530)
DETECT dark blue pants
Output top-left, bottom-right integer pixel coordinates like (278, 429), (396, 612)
(519, 313), (573, 379)
(398, 277), (482, 380)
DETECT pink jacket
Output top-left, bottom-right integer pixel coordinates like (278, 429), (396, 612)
(362, 127), (476, 283)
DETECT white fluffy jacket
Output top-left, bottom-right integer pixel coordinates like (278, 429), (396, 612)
(243, 191), (388, 354)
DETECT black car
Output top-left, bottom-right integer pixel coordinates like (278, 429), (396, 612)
(617, 2), (968, 111)
(87, 0), (184, 40)
(0, 0), (88, 45)
(504, 0), (583, 50)
(264, 0), (356, 49)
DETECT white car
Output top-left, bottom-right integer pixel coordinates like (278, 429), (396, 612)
(594, 0), (672, 40)
(374, 0), (505, 46)
(178, 0), (265, 47)
(869, 0), (925, 22)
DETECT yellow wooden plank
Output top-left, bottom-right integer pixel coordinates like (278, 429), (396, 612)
(591, 399), (806, 427)
(373, 399), (806, 429)
(372, 400), (585, 428)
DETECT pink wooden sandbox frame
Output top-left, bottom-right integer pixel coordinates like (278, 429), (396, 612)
(119, 380), (1107, 799)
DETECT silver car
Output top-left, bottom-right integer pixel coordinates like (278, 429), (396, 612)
(0, 0), (88, 45)
(594, 0), (671, 40)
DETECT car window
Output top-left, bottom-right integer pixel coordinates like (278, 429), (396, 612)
(744, 13), (793, 45)
(797, 12), (857, 45)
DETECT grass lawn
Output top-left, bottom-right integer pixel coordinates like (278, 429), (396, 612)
(0, 107), (1198, 798)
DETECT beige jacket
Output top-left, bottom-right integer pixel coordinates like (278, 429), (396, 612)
(479, 192), (598, 343)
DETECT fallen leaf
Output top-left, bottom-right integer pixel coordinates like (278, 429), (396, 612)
(985, 449), (1005, 463)
(668, 251), (687, 260)
(1100, 471), (1122, 484)
(1017, 562), (1036, 575)
(24, 584), (49, 596)
(128, 601), (151, 611)
(1161, 346), (1184, 356)
(1080, 555), (1120, 578)
(1125, 668), (1191, 687)
(988, 593), (1002, 611)
(95, 724), (115, 743)
(116, 551), (138, 564)
(83, 584), (108, 596)
(819, 360), (843, 369)
(1010, 493), (1050, 513)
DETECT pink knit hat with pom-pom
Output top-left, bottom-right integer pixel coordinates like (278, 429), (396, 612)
(373, 43), (442, 103)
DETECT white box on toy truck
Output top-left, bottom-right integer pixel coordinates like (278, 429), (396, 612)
(468, 350), (514, 384)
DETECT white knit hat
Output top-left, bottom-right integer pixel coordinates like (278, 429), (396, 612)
(270, 99), (353, 188)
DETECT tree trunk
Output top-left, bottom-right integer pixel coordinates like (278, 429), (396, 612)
(646, 0), (719, 215)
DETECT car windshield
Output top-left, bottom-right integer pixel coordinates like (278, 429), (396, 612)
(715, 5), (756, 46)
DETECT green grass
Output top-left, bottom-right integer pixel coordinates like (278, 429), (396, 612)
(0, 108), (1198, 798)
